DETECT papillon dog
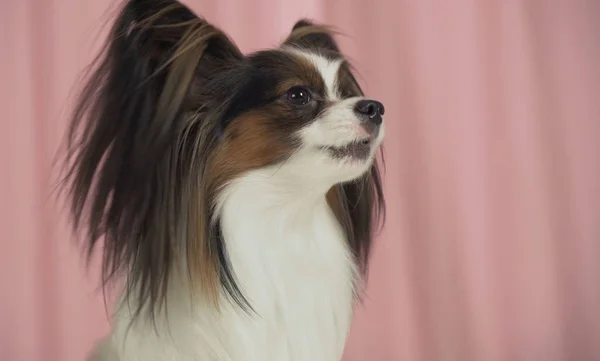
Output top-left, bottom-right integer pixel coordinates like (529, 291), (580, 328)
(63, 0), (385, 360)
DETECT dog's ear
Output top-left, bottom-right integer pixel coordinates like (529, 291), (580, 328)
(122, 0), (243, 82)
(63, 0), (244, 320)
(281, 19), (341, 54)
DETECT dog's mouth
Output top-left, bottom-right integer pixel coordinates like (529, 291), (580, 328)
(323, 138), (373, 160)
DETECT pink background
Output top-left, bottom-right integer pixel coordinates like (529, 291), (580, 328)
(2, 0), (600, 360)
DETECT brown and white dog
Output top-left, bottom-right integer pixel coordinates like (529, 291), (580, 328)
(63, 0), (385, 360)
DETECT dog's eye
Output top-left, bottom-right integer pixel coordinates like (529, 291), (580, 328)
(286, 86), (311, 106)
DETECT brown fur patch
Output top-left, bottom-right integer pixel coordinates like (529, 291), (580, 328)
(207, 111), (295, 191)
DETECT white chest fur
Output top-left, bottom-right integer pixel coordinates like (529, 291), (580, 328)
(99, 169), (357, 361)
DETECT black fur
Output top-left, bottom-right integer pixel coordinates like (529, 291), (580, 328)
(62, 0), (246, 319)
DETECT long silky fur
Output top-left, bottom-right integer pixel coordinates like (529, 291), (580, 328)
(61, 0), (247, 321)
(61, 0), (385, 327)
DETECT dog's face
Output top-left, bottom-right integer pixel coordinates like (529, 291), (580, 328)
(196, 25), (385, 192)
(65, 0), (385, 315)
(209, 47), (385, 188)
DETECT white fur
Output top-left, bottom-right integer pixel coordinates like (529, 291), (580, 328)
(292, 50), (343, 100)
(91, 165), (359, 361)
(89, 52), (383, 361)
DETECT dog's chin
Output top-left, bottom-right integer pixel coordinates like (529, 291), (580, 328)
(278, 138), (380, 188)
(318, 138), (379, 182)
(323, 138), (373, 162)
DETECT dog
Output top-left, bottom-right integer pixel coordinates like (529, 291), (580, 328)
(63, 0), (385, 359)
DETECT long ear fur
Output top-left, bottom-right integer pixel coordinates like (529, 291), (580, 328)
(285, 19), (386, 281)
(282, 19), (342, 54)
(338, 164), (386, 278)
(62, 0), (245, 320)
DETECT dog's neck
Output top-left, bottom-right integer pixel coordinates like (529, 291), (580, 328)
(110, 167), (356, 361)
(212, 167), (356, 361)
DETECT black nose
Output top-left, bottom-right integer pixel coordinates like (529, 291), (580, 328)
(354, 99), (385, 126)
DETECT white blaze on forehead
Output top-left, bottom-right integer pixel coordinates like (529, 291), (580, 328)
(290, 50), (343, 100)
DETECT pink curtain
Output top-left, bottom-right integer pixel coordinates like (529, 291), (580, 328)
(2, 0), (599, 360)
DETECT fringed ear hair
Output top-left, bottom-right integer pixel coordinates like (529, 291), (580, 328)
(336, 164), (386, 279)
(63, 0), (244, 321)
(282, 19), (342, 54)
